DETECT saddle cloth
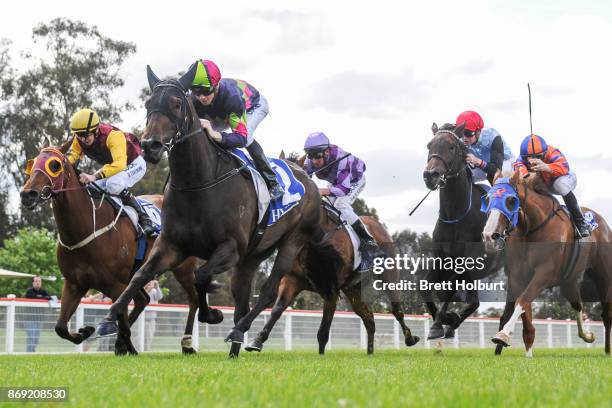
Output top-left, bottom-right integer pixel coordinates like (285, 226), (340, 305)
(230, 149), (305, 226)
(109, 196), (162, 236)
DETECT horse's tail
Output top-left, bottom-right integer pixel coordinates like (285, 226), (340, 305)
(305, 235), (343, 299)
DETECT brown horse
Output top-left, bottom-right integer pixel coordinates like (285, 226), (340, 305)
(20, 142), (201, 355)
(482, 171), (612, 356)
(244, 154), (420, 354)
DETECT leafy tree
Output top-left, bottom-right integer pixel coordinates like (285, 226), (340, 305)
(0, 228), (63, 297)
(0, 18), (136, 229)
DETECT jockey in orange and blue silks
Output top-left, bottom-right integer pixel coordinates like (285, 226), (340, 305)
(186, 59), (283, 200)
(303, 131), (377, 272)
(67, 108), (156, 236)
(513, 134), (590, 237)
(456, 111), (515, 185)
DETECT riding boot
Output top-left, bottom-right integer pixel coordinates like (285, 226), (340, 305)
(119, 189), (157, 237)
(563, 192), (590, 238)
(246, 140), (284, 201)
(351, 219), (379, 273)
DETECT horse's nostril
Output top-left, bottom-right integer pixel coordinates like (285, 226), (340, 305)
(491, 232), (500, 240)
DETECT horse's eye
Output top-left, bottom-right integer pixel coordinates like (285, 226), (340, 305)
(49, 160), (61, 173)
(506, 196), (518, 211)
(450, 145), (455, 151)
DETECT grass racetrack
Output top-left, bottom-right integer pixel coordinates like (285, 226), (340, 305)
(0, 348), (610, 407)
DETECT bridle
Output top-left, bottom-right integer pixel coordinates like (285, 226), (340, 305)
(491, 180), (564, 248)
(426, 130), (468, 189)
(145, 80), (246, 192)
(145, 81), (203, 152)
(428, 130), (472, 223)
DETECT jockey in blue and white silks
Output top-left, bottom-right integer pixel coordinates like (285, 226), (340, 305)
(456, 111), (515, 185)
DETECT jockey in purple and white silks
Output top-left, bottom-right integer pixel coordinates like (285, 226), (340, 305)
(303, 131), (377, 272)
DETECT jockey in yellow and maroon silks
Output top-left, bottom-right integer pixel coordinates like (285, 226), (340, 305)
(67, 108), (156, 236)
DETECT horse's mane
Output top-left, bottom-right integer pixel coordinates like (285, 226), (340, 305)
(286, 152), (300, 163)
(524, 173), (554, 197)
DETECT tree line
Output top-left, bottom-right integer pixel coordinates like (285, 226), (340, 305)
(0, 18), (600, 320)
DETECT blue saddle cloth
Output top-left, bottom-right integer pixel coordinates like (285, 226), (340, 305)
(231, 149), (305, 226)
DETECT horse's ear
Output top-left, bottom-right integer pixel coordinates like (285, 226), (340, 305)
(431, 122), (438, 135)
(454, 122), (465, 139)
(39, 136), (50, 150)
(178, 62), (197, 92)
(298, 154), (306, 168)
(279, 150), (286, 160)
(59, 137), (73, 154)
(147, 65), (161, 90)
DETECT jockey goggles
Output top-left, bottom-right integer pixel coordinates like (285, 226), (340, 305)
(307, 150), (326, 160)
(191, 86), (215, 96)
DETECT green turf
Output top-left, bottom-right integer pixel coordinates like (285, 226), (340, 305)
(0, 348), (610, 407)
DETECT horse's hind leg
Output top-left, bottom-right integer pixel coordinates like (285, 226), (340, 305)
(602, 302), (611, 355)
(317, 294), (339, 355)
(561, 282), (596, 343)
(521, 303), (536, 357)
(54, 280), (92, 344)
(382, 261), (419, 346)
(172, 259), (200, 354)
(246, 275), (304, 353)
(115, 309), (138, 355)
(343, 285), (375, 354)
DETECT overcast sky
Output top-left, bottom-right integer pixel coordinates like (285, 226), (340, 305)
(3, 0), (612, 234)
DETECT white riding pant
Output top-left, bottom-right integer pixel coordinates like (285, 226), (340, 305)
(550, 171), (577, 196)
(327, 176), (366, 225)
(94, 155), (147, 195)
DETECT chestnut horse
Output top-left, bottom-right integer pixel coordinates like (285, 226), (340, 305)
(20, 143), (201, 355)
(482, 171), (612, 356)
(245, 203), (420, 354)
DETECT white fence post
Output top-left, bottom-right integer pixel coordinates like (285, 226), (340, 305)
(138, 312), (146, 352)
(547, 319), (553, 348)
(453, 328), (459, 349)
(393, 320), (400, 349)
(76, 305), (84, 353)
(479, 321), (485, 348)
(424, 318), (430, 349)
(566, 319), (572, 348)
(6, 296), (16, 354)
(284, 313), (292, 351)
(193, 319), (200, 350)
(360, 321), (366, 350)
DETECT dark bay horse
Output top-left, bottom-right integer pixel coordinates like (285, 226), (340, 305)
(482, 171), (612, 356)
(20, 143), (201, 355)
(245, 204), (420, 354)
(422, 123), (504, 340)
(96, 66), (325, 357)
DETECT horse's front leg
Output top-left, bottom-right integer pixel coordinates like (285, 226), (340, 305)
(96, 238), (185, 337)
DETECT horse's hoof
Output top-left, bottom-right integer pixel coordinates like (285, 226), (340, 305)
(96, 319), (118, 338)
(443, 325), (455, 339)
(79, 326), (95, 341)
(405, 335), (420, 347)
(114, 342), (128, 356)
(225, 328), (244, 344)
(582, 332), (596, 343)
(198, 308), (224, 324)
(245, 338), (263, 352)
(229, 342), (241, 358)
(494, 344), (505, 355)
(182, 347), (197, 355)
(492, 331), (510, 347)
(427, 325), (444, 340)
